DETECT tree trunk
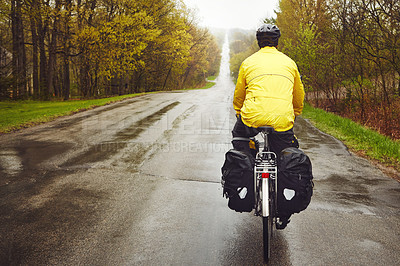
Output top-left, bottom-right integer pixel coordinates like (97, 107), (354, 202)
(37, 2), (49, 100)
(29, 0), (39, 99)
(397, 71), (400, 96)
(11, 0), (27, 99)
(48, 0), (61, 98)
(18, 0), (27, 98)
(181, 65), (193, 89)
(77, 0), (97, 98)
(80, 62), (90, 97)
(162, 66), (172, 91)
(11, 0), (18, 98)
(63, 0), (72, 100)
(63, 53), (70, 100)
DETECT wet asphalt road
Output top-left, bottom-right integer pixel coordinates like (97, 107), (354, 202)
(1, 38), (400, 265)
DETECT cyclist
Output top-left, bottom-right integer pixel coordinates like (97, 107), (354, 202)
(232, 24), (305, 229)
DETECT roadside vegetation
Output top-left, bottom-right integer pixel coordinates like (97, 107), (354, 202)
(0, 94), (143, 133)
(0, 80), (216, 133)
(302, 103), (400, 173)
(0, 0), (221, 100)
(276, 0), (400, 140)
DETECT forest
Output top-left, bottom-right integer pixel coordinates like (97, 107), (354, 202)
(230, 0), (399, 140)
(0, 0), (221, 100)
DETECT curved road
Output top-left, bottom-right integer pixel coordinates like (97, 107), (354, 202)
(0, 37), (399, 265)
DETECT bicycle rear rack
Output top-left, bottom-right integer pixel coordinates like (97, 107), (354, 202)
(254, 151), (277, 217)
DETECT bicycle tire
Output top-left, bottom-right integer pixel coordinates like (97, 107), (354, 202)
(270, 177), (276, 237)
(263, 176), (276, 262)
(262, 216), (272, 262)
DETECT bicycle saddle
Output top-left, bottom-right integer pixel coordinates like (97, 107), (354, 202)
(258, 126), (275, 133)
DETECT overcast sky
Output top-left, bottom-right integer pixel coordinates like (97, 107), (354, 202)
(182, 0), (279, 30)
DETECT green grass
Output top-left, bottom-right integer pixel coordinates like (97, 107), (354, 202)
(207, 75), (217, 81)
(302, 103), (400, 171)
(180, 81), (216, 91)
(202, 81), (216, 89)
(0, 93), (146, 133)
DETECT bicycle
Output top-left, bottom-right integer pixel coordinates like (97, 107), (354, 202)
(253, 126), (278, 262)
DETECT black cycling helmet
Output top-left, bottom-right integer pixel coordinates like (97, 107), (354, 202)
(256, 24), (281, 48)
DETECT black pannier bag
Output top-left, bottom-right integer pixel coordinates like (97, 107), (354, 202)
(221, 149), (255, 212)
(277, 147), (314, 217)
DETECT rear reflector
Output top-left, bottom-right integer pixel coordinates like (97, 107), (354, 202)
(262, 173), (269, 178)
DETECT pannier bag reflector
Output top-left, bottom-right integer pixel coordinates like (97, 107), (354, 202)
(283, 188), (295, 200)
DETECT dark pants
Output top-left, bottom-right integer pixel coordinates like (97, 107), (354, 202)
(231, 116), (299, 156)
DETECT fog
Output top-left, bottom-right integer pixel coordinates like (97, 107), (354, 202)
(183, 0), (279, 30)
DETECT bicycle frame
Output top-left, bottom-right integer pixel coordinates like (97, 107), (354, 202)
(254, 150), (277, 217)
(253, 128), (278, 262)
(254, 130), (278, 217)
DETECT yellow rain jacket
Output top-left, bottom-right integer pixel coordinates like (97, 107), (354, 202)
(233, 47), (305, 132)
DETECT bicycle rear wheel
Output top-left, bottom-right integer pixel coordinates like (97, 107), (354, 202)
(262, 215), (272, 262)
(262, 177), (275, 262)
